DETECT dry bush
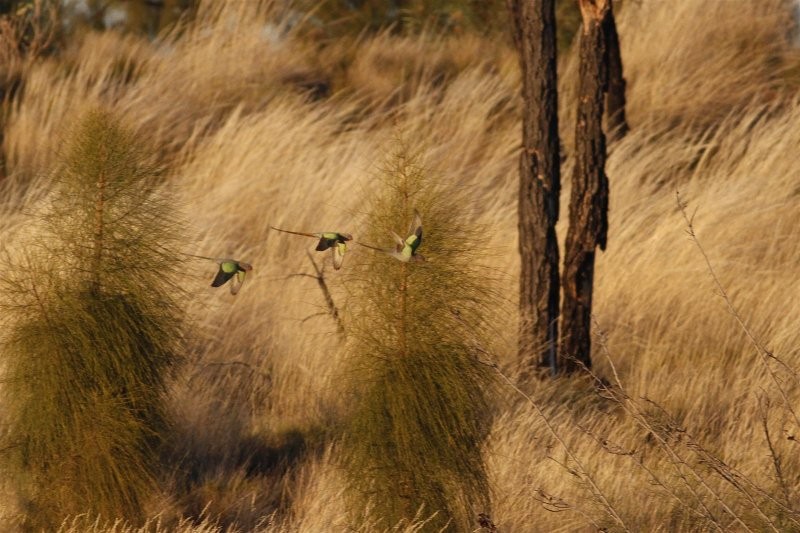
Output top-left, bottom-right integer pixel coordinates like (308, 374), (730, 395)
(558, 0), (800, 153)
(487, 72), (800, 533)
(331, 30), (513, 109)
(0, 0), (61, 85)
(4, 0), (325, 189)
(296, 0), (508, 35)
(2, 0), (513, 195)
(2, 0), (800, 531)
(619, 0), (797, 128)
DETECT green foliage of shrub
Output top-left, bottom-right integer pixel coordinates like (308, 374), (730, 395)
(0, 109), (185, 530)
(340, 149), (499, 530)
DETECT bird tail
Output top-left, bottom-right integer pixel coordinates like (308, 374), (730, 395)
(270, 226), (317, 239)
(182, 252), (222, 262)
(211, 270), (232, 287)
(354, 241), (385, 252)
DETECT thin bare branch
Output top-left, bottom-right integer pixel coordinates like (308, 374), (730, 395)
(492, 363), (630, 531)
(675, 190), (800, 429)
(758, 395), (794, 511)
(305, 250), (344, 335)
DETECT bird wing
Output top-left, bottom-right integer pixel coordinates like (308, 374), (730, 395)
(230, 269), (248, 295)
(271, 226), (319, 239)
(316, 237), (332, 251)
(211, 268), (235, 287)
(333, 242), (346, 270)
(409, 209), (423, 239)
(390, 230), (405, 249)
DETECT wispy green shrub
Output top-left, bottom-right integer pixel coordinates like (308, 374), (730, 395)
(0, 109), (185, 530)
(339, 149), (498, 531)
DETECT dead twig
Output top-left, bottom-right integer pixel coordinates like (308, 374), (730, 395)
(450, 308), (629, 531)
(758, 395), (794, 510)
(590, 318), (727, 531)
(305, 250), (344, 335)
(675, 191), (800, 429)
(491, 363), (629, 531)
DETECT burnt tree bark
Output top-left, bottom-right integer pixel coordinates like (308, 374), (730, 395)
(561, 0), (609, 373)
(604, 0), (628, 141)
(508, 0), (561, 378)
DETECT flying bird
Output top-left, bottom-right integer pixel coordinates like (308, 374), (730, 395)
(357, 209), (426, 263)
(184, 253), (253, 295)
(391, 209), (424, 262)
(270, 227), (352, 270)
(211, 259), (253, 295)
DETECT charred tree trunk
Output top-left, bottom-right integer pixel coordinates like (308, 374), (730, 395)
(508, 0), (561, 378)
(561, 0), (609, 373)
(1, 77), (23, 182)
(0, 104), (6, 182)
(604, 1), (628, 141)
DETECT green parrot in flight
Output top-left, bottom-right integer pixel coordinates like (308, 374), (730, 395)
(211, 259), (253, 295)
(391, 209), (424, 262)
(270, 226), (352, 270)
(185, 254), (253, 295)
(357, 209), (425, 263)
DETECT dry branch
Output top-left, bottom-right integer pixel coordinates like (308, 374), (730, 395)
(676, 191), (800, 430)
(305, 250), (344, 335)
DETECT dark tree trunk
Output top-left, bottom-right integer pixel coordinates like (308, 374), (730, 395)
(0, 84), (12, 182)
(0, 106), (6, 182)
(508, 0), (561, 378)
(561, 0), (609, 373)
(604, 1), (628, 141)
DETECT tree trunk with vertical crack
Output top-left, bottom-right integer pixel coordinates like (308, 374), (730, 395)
(508, 0), (561, 379)
(604, 1), (628, 141)
(561, 0), (609, 373)
(0, 112), (6, 182)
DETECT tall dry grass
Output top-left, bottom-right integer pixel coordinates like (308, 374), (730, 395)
(1, 0), (800, 530)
